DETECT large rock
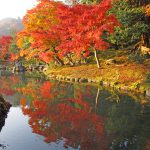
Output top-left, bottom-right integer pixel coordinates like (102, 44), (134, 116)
(106, 59), (116, 65)
(0, 96), (11, 132)
(79, 78), (88, 83)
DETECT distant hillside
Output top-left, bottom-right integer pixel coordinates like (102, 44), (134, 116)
(0, 17), (23, 36)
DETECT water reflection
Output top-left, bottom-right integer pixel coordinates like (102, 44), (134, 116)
(22, 99), (105, 149)
(0, 71), (149, 150)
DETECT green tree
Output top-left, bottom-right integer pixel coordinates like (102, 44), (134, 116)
(108, 0), (149, 50)
(9, 30), (20, 54)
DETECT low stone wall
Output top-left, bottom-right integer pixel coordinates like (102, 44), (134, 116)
(47, 74), (150, 98)
(0, 64), (47, 73)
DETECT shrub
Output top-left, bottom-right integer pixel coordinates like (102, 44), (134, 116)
(128, 54), (145, 64)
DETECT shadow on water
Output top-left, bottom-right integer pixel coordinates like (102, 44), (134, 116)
(0, 70), (149, 150)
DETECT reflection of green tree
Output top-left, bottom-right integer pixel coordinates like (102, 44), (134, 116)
(96, 93), (150, 150)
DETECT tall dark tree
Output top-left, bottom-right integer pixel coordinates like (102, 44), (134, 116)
(126, 0), (150, 48)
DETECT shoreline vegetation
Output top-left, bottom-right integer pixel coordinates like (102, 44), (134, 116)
(0, 63), (150, 98)
(0, 0), (149, 98)
(43, 62), (150, 98)
(0, 49), (150, 98)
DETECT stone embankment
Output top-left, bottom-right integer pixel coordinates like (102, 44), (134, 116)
(46, 74), (150, 98)
(0, 64), (46, 72)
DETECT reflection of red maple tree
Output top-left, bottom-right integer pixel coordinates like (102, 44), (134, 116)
(22, 98), (107, 150)
(0, 76), (18, 96)
(40, 81), (54, 99)
(17, 81), (55, 101)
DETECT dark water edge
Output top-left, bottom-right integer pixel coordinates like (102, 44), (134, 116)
(0, 71), (149, 150)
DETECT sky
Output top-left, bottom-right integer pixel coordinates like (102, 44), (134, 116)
(0, 0), (38, 20)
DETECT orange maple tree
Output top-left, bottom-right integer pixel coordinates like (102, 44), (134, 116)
(17, 0), (64, 65)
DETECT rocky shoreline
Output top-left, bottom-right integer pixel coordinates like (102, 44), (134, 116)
(45, 73), (150, 98)
(0, 63), (149, 98)
(0, 64), (46, 72)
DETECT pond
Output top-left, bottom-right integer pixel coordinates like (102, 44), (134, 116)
(0, 71), (150, 150)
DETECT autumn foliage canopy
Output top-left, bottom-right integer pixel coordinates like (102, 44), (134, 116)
(0, 36), (13, 60)
(16, 0), (120, 67)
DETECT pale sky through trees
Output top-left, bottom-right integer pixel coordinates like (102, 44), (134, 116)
(0, 0), (38, 20)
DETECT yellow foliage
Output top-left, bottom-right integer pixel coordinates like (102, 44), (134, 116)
(17, 38), (24, 48)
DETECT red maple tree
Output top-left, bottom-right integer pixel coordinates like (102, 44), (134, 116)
(0, 36), (13, 60)
(55, 0), (120, 68)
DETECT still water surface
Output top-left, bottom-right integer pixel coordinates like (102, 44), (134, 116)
(0, 71), (150, 150)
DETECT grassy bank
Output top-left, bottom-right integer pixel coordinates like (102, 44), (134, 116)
(44, 62), (150, 97)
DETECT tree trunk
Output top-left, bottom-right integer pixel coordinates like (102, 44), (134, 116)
(143, 16), (150, 47)
(53, 56), (64, 66)
(66, 54), (74, 66)
(144, 34), (150, 47)
(53, 48), (64, 66)
(94, 49), (100, 68)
